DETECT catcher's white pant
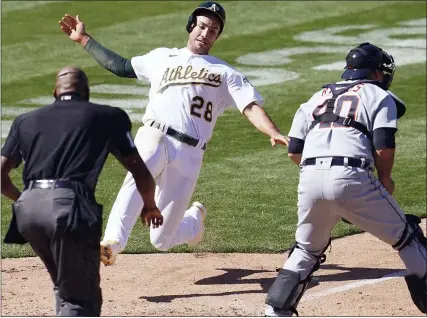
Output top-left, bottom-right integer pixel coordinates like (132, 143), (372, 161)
(284, 163), (427, 280)
(103, 125), (205, 251)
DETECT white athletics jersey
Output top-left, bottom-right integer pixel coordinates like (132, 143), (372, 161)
(288, 80), (398, 163)
(131, 47), (264, 143)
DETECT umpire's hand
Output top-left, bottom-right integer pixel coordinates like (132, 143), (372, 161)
(140, 206), (163, 229)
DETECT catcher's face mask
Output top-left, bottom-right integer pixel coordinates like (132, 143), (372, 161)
(379, 49), (396, 89)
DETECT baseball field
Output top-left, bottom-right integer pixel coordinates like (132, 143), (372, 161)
(1, 1), (426, 316)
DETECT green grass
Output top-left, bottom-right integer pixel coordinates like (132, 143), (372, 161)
(1, 1), (426, 258)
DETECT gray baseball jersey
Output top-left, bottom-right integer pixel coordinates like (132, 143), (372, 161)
(288, 80), (398, 163)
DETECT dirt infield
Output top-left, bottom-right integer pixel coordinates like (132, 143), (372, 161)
(2, 219), (425, 317)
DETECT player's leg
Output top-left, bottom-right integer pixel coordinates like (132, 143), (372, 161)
(337, 169), (427, 275)
(337, 168), (427, 313)
(265, 169), (340, 316)
(148, 171), (199, 251)
(401, 215), (427, 314)
(183, 201), (207, 245)
(101, 126), (167, 257)
(149, 144), (205, 251)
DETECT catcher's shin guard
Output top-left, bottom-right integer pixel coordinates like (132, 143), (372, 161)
(393, 214), (426, 252)
(266, 242), (328, 316)
(405, 273), (427, 314)
(265, 269), (308, 316)
(395, 214), (427, 313)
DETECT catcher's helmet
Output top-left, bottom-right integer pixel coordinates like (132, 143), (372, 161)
(341, 42), (396, 89)
(186, 1), (226, 35)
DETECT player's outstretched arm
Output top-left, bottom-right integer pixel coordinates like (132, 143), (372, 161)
(243, 102), (289, 147)
(59, 14), (136, 78)
(59, 14), (91, 46)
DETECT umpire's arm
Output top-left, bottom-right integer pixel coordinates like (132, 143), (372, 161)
(108, 107), (163, 228)
(113, 150), (163, 228)
(1, 118), (23, 201)
(1, 156), (21, 201)
(109, 108), (156, 209)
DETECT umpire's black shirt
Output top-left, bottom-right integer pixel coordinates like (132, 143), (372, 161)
(1, 93), (137, 192)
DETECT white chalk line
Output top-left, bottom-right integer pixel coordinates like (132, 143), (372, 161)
(301, 270), (407, 302)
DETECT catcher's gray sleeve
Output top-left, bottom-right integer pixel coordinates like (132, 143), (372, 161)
(288, 108), (308, 140)
(84, 37), (136, 78)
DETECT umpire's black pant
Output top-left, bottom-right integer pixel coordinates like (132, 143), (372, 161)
(13, 185), (103, 316)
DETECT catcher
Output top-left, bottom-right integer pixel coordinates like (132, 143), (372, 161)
(264, 43), (427, 316)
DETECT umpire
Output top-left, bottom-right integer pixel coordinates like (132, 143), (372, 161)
(1, 66), (163, 316)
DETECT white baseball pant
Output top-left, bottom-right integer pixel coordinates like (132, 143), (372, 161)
(103, 124), (205, 251)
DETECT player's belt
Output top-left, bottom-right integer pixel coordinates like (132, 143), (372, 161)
(25, 179), (76, 190)
(148, 120), (207, 151)
(302, 157), (372, 169)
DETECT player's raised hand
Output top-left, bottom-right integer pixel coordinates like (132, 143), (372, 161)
(140, 206), (164, 229)
(59, 14), (88, 44)
(270, 133), (290, 147)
